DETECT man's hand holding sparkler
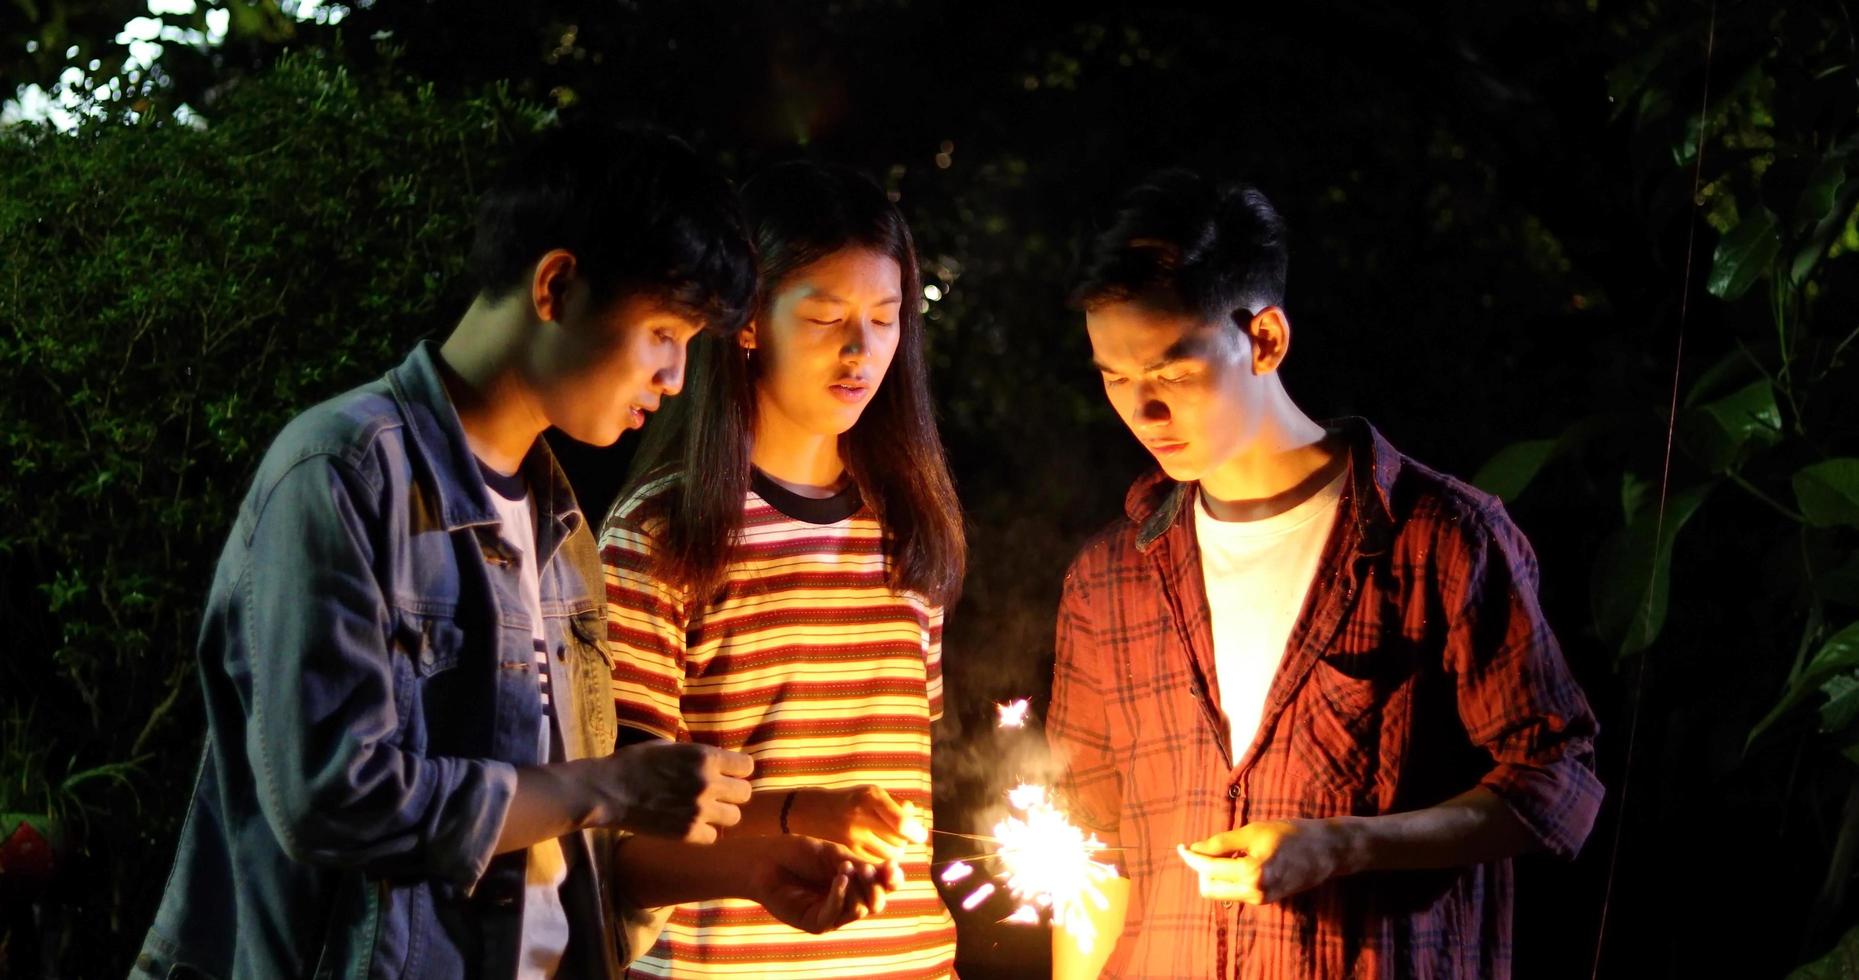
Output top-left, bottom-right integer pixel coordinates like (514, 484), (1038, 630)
(1177, 790), (1543, 906)
(1177, 820), (1346, 905)
(785, 784), (929, 864)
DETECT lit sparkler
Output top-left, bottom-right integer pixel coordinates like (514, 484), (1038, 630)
(1006, 781), (1046, 811)
(936, 694), (1116, 952)
(988, 783), (1118, 954)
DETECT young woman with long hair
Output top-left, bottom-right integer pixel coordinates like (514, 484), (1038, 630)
(601, 160), (966, 978)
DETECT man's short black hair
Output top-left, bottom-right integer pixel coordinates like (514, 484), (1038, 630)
(1070, 169), (1288, 323)
(468, 122), (756, 332)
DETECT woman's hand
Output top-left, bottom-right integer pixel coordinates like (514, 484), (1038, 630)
(750, 836), (907, 934)
(787, 785), (925, 864)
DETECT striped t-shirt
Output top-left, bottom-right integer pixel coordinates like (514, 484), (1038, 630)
(601, 470), (954, 979)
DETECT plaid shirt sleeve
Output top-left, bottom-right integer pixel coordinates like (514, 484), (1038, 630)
(1048, 550), (1126, 847)
(1445, 499), (1604, 860)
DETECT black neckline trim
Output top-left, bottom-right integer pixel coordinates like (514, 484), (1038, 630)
(476, 458), (528, 503)
(750, 468), (862, 525)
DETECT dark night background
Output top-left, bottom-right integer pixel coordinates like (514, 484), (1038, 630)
(3, 1), (1857, 976)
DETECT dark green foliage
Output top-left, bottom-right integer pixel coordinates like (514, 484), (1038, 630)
(0, 52), (545, 971)
(7, 1), (1859, 976)
(1477, 1), (1859, 969)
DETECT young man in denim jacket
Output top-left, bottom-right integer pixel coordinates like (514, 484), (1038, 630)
(133, 125), (896, 980)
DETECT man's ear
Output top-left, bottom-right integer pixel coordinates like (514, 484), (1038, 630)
(531, 249), (578, 323)
(1241, 306), (1291, 375)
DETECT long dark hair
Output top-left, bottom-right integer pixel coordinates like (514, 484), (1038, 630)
(620, 161), (966, 605)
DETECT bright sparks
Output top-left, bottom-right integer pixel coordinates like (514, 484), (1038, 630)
(1003, 904), (1042, 924)
(944, 694), (1115, 953)
(989, 784), (1119, 954)
(1005, 781), (1047, 811)
(995, 698), (1031, 728)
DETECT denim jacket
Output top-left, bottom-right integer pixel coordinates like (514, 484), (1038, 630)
(132, 342), (646, 979)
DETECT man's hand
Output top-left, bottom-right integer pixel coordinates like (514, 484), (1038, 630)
(595, 740), (754, 843)
(787, 785), (919, 863)
(1176, 819), (1347, 905)
(750, 836), (906, 934)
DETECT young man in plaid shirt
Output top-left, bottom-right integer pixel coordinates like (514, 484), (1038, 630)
(1047, 171), (1603, 979)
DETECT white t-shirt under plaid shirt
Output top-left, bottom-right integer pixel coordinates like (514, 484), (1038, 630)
(600, 470), (954, 979)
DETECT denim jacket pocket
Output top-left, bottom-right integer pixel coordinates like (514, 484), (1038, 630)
(390, 609), (465, 678)
(564, 612), (616, 757)
(567, 612), (612, 670)
(389, 609), (465, 754)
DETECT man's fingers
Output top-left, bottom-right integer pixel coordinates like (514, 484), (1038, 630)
(713, 775), (753, 805)
(1176, 843), (1223, 873)
(685, 822), (718, 846)
(1197, 877), (1262, 903)
(1177, 842), (1252, 875)
(1184, 831), (1246, 857)
(700, 799), (743, 830)
(710, 748), (756, 778)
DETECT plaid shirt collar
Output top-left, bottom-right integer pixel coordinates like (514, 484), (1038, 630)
(1119, 416), (1402, 769)
(1126, 416), (1400, 558)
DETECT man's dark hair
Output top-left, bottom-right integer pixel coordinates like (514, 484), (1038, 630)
(1070, 168), (1288, 322)
(468, 122), (756, 332)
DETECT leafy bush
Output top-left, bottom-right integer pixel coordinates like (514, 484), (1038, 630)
(1474, 4), (1859, 969)
(0, 52), (545, 974)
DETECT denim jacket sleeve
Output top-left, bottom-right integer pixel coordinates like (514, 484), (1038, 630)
(237, 452), (517, 890)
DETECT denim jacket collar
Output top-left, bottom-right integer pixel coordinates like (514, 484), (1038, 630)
(386, 341), (587, 561)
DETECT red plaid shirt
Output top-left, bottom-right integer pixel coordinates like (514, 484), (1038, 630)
(1048, 419), (1602, 979)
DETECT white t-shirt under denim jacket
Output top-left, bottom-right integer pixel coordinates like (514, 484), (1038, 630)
(480, 460), (570, 979)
